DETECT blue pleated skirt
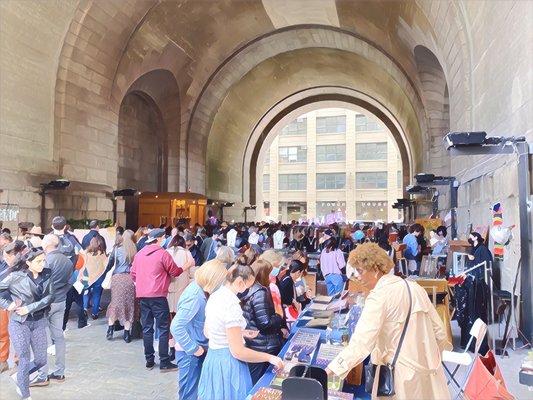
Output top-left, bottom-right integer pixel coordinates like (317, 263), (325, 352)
(198, 347), (252, 400)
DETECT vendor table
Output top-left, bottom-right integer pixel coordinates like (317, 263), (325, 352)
(248, 302), (370, 400)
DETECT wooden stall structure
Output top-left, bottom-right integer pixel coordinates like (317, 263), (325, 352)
(137, 192), (207, 228)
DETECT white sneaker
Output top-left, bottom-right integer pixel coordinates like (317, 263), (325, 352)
(47, 344), (56, 356)
(11, 372), (22, 396)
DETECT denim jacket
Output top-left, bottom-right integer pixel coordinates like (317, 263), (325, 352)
(170, 281), (207, 355)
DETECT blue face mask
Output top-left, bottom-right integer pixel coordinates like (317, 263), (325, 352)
(271, 267), (281, 277)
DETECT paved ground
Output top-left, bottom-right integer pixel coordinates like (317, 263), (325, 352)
(0, 316), (177, 400)
(0, 311), (530, 400)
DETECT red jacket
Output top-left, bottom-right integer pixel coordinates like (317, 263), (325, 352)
(131, 244), (183, 298)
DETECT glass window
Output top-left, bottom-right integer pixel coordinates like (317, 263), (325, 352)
(316, 115), (346, 134)
(278, 146), (307, 163)
(279, 174), (307, 190)
(263, 174), (270, 191)
(281, 117), (307, 135)
(263, 202), (270, 217)
(316, 173), (346, 190)
(355, 114), (381, 131)
(356, 142), (387, 160)
(356, 171), (388, 189)
(356, 201), (388, 220)
(316, 144), (346, 162)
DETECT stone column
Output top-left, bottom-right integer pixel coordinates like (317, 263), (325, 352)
(306, 114), (317, 219)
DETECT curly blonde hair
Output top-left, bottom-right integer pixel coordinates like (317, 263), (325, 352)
(348, 242), (394, 274)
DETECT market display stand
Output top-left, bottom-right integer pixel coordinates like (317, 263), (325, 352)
(248, 308), (369, 400)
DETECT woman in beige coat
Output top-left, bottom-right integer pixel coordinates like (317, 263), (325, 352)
(326, 243), (452, 400)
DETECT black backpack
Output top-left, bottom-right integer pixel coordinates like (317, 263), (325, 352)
(57, 234), (76, 266)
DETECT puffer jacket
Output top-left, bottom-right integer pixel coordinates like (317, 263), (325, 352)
(241, 282), (284, 354)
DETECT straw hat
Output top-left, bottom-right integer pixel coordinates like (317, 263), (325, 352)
(29, 226), (44, 237)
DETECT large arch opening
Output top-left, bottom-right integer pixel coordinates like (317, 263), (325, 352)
(117, 91), (166, 193)
(242, 88), (415, 211)
(255, 104), (404, 223)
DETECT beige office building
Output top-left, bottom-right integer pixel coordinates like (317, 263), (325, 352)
(257, 108), (403, 223)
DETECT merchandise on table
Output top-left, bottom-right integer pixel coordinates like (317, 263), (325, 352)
(314, 295), (334, 303)
(305, 317), (332, 328)
(309, 310), (334, 318)
(328, 389), (354, 400)
(315, 343), (345, 368)
(284, 330), (321, 363)
(251, 386), (282, 400)
(251, 387), (353, 400)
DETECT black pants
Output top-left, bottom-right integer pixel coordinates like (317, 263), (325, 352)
(249, 361), (269, 385)
(140, 297), (170, 364)
(63, 287), (87, 330)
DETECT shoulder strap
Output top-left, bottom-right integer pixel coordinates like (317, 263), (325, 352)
(391, 279), (412, 367)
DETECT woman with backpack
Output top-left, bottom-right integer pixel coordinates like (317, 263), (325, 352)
(77, 236), (107, 319)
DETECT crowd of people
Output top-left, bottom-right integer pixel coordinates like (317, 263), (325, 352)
(0, 215), (493, 400)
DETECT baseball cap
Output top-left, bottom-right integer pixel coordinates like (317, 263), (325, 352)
(146, 228), (165, 243)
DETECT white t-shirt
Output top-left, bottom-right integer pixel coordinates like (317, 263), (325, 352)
(226, 229), (237, 248)
(273, 230), (285, 250)
(205, 285), (246, 349)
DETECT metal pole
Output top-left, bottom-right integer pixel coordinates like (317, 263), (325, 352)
(517, 141), (532, 341)
(450, 180), (459, 239)
(39, 189), (46, 230)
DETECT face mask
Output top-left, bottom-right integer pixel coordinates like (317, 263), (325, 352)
(271, 267), (281, 277)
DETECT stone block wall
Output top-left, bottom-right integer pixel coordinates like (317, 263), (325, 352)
(118, 93), (162, 193)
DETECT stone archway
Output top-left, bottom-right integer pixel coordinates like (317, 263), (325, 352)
(118, 91), (166, 192)
(243, 88), (413, 207)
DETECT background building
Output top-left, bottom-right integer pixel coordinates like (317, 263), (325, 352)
(258, 108), (403, 223)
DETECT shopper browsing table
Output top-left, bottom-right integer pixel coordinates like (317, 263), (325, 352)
(198, 264), (283, 400)
(242, 260), (285, 384)
(326, 243), (452, 400)
(170, 259), (228, 400)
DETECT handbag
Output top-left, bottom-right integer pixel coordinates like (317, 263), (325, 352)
(101, 248), (117, 290)
(364, 279), (412, 397)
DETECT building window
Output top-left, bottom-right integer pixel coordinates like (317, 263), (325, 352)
(263, 202), (270, 217)
(316, 144), (346, 162)
(281, 117), (307, 135)
(316, 115), (346, 134)
(263, 174), (270, 191)
(356, 142), (388, 160)
(316, 173), (346, 190)
(397, 170), (402, 188)
(316, 201), (347, 218)
(279, 146), (307, 163)
(279, 174), (306, 190)
(356, 171), (388, 189)
(356, 201), (388, 220)
(355, 114), (381, 131)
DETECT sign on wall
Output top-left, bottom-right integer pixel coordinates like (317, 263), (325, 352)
(0, 204), (20, 222)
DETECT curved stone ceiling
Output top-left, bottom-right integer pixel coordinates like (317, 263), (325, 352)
(53, 0), (471, 190)
(206, 47), (424, 201)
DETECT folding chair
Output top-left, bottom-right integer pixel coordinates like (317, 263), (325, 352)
(442, 318), (487, 399)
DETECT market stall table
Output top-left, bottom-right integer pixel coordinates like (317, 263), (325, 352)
(247, 300), (369, 400)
